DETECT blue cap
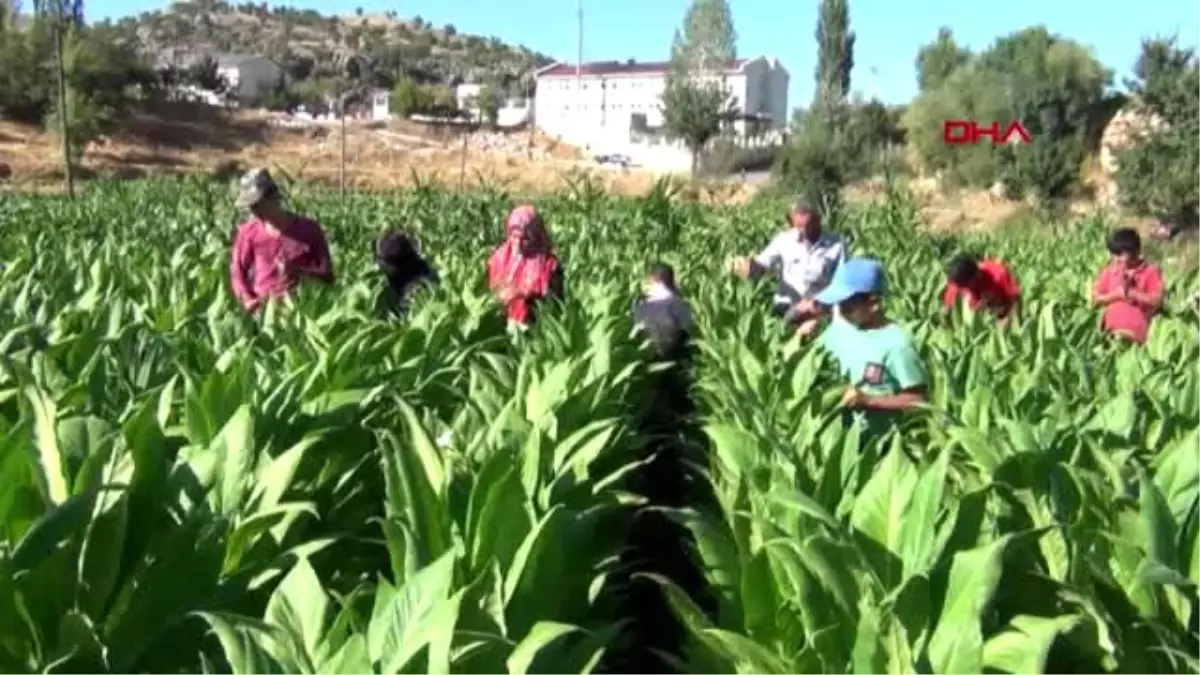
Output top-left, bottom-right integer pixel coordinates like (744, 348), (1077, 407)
(814, 258), (887, 306)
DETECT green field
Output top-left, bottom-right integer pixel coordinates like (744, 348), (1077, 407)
(0, 178), (1196, 674)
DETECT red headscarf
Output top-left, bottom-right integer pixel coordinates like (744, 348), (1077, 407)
(488, 205), (559, 324)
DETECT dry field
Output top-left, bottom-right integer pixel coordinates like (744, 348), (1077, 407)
(0, 102), (682, 197)
(0, 101), (1151, 232)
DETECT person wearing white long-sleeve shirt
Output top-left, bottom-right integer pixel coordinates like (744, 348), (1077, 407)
(729, 200), (846, 334)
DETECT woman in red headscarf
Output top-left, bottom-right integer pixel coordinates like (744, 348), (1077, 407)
(488, 204), (565, 326)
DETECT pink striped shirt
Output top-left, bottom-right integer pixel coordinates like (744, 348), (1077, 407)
(230, 216), (334, 311)
(1092, 261), (1163, 344)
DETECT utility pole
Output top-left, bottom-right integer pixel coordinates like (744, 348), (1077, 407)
(526, 81), (535, 159)
(339, 86), (347, 198)
(575, 0), (582, 112)
(51, 1), (74, 198)
(458, 132), (468, 190)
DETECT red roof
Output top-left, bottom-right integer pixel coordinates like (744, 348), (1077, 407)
(536, 59), (747, 78)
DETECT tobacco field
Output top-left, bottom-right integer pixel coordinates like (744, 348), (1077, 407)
(0, 177), (1196, 674)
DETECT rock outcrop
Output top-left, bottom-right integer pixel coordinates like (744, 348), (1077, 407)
(1095, 103), (1167, 208)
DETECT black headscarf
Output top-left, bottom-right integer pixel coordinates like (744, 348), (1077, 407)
(375, 230), (438, 318)
(376, 231), (434, 284)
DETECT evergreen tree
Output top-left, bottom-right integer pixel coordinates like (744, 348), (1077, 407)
(776, 0), (855, 216)
(672, 0), (737, 74)
(916, 28), (971, 91)
(813, 0), (854, 113)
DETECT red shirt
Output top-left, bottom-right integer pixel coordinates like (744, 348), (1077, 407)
(230, 216), (334, 311)
(1092, 261), (1164, 344)
(942, 259), (1021, 317)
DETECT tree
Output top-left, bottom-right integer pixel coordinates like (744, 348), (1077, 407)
(670, 0), (736, 74)
(282, 54), (314, 81)
(775, 114), (846, 215)
(813, 0), (854, 115)
(901, 65), (1009, 188)
(660, 0), (739, 176)
(999, 84), (1087, 209)
(422, 83), (456, 117)
(903, 26), (1108, 201)
(841, 98), (905, 178)
(661, 77), (735, 175)
(1113, 37), (1200, 228)
(44, 87), (106, 164)
(916, 28), (971, 91)
(0, 20), (53, 122)
(64, 23), (153, 111)
(776, 0), (856, 212)
(474, 84), (501, 128)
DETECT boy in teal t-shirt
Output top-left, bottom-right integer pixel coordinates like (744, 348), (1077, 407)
(814, 259), (927, 432)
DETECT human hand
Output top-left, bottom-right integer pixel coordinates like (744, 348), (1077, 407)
(795, 318), (820, 338)
(794, 298), (817, 315)
(729, 256), (753, 278)
(840, 386), (867, 409)
(496, 286), (518, 303)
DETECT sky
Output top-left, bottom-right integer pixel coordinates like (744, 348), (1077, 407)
(91, 0), (1200, 109)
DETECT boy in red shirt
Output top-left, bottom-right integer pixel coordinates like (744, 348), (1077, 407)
(942, 254), (1021, 324)
(1090, 228), (1164, 344)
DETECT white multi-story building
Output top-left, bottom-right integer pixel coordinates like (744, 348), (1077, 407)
(533, 56), (789, 150)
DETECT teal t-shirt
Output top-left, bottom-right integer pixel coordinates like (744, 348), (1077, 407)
(817, 317), (927, 436)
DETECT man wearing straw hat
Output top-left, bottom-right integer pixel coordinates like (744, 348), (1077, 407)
(229, 168), (335, 312)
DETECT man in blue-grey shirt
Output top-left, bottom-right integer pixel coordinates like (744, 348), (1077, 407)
(729, 200), (845, 334)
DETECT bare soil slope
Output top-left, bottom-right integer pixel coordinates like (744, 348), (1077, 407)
(0, 102), (676, 196)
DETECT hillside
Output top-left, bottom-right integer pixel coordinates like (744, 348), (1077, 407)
(102, 0), (554, 94)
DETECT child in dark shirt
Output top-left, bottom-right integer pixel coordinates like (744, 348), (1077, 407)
(632, 262), (694, 361)
(374, 230), (439, 319)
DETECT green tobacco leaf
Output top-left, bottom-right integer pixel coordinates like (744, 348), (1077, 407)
(25, 386), (69, 505)
(928, 534), (1016, 675)
(379, 429), (451, 568)
(212, 405), (256, 515)
(982, 614), (1081, 674)
(851, 447), (918, 588)
(196, 612), (290, 675)
(1139, 471), (1180, 570)
(368, 548), (457, 674)
(899, 447), (951, 579)
(264, 556), (329, 666)
(506, 621), (582, 675)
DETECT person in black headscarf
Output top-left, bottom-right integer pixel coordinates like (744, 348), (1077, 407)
(374, 230), (439, 319)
